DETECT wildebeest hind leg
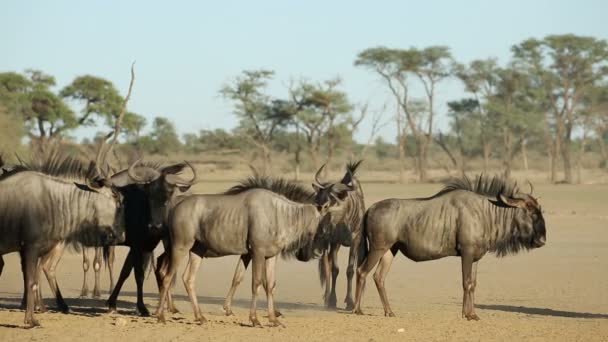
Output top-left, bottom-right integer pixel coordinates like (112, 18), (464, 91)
(108, 246), (115, 293)
(373, 249), (396, 317)
(41, 242), (69, 313)
(23, 247), (41, 328)
(224, 254), (251, 316)
(80, 249), (90, 298)
(92, 247), (102, 299)
(264, 256), (283, 327)
(183, 251), (206, 324)
(249, 253), (265, 327)
(352, 249), (386, 315)
(344, 233), (361, 310)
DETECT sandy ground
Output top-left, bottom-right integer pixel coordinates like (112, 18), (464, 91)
(1, 182), (607, 341)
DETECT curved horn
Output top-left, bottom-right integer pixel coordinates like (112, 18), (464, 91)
(527, 180), (534, 196)
(314, 164), (327, 189)
(127, 158), (146, 183)
(166, 161), (198, 186)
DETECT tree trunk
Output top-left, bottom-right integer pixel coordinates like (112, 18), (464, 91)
(521, 138), (529, 172)
(561, 132), (573, 184)
(597, 128), (608, 169)
(576, 132), (588, 184)
(396, 111), (405, 184)
(261, 144), (271, 175)
(503, 128), (513, 179)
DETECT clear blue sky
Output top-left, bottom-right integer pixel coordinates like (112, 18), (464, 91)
(2, 0), (607, 143)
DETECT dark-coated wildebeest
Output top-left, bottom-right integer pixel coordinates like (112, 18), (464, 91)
(105, 158), (197, 316)
(221, 161), (365, 315)
(315, 161), (365, 310)
(0, 155), (127, 328)
(156, 165), (356, 327)
(352, 175), (546, 320)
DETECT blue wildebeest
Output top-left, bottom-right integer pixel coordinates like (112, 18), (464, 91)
(352, 175), (547, 320)
(221, 161), (365, 315)
(0, 154), (127, 328)
(155, 165), (355, 327)
(314, 161), (365, 310)
(106, 158), (197, 316)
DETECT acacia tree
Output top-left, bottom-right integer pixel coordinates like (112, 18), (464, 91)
(512, 34), (608, 183)
(221, 70), (291, 173)
(454, 59), (501, 171)
(289, 78), (352, 172)
(355, 46), (452, 181)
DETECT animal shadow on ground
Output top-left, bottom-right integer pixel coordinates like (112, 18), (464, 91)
(119, 290), (327, 313)
(477, 304), (608, 319)
(0, 293), (138, 317)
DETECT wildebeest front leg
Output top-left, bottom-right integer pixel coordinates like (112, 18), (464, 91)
(321, 249), (331, 306)
(373, 249), (396, 317)
(461, 254), (480, 321)
(108, 246), (115, 293)
(41, 242), (69, 313)
(133, 251), (151, 316)
(352, 249), (386, 315)
(23, 247), (41, 328)
(249, 253), (265, 327)
(157, 246), (188, 324)
(155, 251), (179, 314)
(107, 249), (134, 314)
(224, 254), (251, 316)
(344, 233), (360, 310)
(328, 244), (340, 309)
(265, 256), (283, 327)
(80, 249), (90, 298)
(183, 252), (206, 324)
(92, 247), (103, 299)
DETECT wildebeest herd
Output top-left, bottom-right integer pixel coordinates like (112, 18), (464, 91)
(0, 140), (547, 328)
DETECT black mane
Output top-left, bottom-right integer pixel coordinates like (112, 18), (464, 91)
(224, 176), (314, 203)
(434, 174), (520, 198)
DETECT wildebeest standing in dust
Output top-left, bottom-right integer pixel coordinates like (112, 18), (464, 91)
(106, 158), (197, 316)
(156, 165), (356, 327)
(314, 161), (365, 310)
(352, 175), (546, 320)
(222, 162), (365, 315)
(0, 155), (127, 328)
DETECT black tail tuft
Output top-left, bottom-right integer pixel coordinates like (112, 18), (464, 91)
(357, 210), (370, 267)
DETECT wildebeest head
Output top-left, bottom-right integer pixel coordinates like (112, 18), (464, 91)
(311, 164), (356, 226)
(498, 181), (546, 249)
(126, 159), (198, 229)
(74, 160), (127, 245)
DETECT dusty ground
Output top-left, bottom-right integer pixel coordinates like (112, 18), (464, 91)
(1, 182), (607, 341)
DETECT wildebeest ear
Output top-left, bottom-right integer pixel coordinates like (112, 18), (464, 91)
(499, 194), (525, 208)
(161, 162), (187, 175)
(74, 182), (99, 193)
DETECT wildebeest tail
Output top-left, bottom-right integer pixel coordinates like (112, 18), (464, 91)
(357, 210), (370, 267)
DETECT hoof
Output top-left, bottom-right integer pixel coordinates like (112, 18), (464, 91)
(60, 306), (71, 314)
(157, 315), (166, 324)
(92, 292), (101, 299)
(268, 318), (285, 328)
(224, 309), (234, 316)
(108, 307), (118, 315)
(344, 298), (355, 311)
(352, 309), (364, 315)
(197, 316), (208, 325)
(169, 307), (180, 314)
(25, 318), (41, 329)
(385, 312), (396, 317)
(250, 317), (262, 328)
(137, 306), (150, 317)
(275, 310), (282, 318)
(465, 313), (480, 321)
(327, 296), (337, 309)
